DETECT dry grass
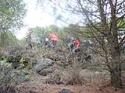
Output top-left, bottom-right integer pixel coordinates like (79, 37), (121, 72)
(0, 85), (16, 93)
(45, 62), (87, 85)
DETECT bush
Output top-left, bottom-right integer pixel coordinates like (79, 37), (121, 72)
(0, 61), (13, 85)
(0, 85), (16, 93)
(45, 62), (86, 85)
(0, 60), (30, 85)
(11, 69), (30, 84)
(61, 63), (86, 85)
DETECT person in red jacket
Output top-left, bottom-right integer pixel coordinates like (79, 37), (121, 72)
(73, 38), (80, 52)
(73, 39), (80, 48)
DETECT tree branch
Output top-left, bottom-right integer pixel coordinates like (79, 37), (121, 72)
(116, 14), (125, 21)
(119, 35), (125, 47)
(77, 0), (108, 36)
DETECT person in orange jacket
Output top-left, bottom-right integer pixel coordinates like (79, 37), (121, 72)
(49, 33), (59, 47)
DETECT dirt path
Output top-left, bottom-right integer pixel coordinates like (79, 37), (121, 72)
(17, 82), (125, 93)
(15, 71), (125, 93)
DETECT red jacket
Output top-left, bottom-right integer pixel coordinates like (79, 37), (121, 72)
(73, 39), (80, 48)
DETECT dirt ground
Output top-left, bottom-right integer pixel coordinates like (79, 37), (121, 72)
(15, 69), (125, 93)
(15, 71), (125, 93)
(17, 81), (125, 93)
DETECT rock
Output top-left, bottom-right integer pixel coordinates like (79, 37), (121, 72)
(35, 58), (54, 76)
(37, 66), (54, 76)
(59, 89), (73, 93)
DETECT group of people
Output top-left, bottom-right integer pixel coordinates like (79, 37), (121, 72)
(25, 31), (81, 53)
(44, 33), (81, 53)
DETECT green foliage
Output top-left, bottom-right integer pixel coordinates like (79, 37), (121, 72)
(0, 60), (30, 85)
(0, 0), (26, 31)
(117, 19), (125, 29)
(31, 26), (47, 39)
(0, 61), (13, 85)
(20, 57), (29, 68)
(30, 25), (81, 40)
(0, 48), (31, 85)
(31, 25), (60, 37)
(0, 0), (26, 48)
(0, 31), (18, 47)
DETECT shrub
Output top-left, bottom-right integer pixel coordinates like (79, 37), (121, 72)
(0, 61), (13, 85)
(0, 85), (16, 93)
(0, 60), (30, 85)
(45, 62), (86, 85)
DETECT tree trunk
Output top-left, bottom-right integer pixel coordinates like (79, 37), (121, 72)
(94, 0), (122, 88)
(110, 42), (122, 88)
(109, 0), (122, 88)
(110, 64), (122, 88)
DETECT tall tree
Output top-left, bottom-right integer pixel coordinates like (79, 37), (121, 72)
(0, 0), (26, 47)
(69, 0), (125, 88)
(42, 0), (125, 88)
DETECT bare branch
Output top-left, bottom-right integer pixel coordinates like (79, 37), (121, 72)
(117, 14), (125, 21)
(119, 35), (125, 47)
(114, 0), (118, 8)
(76, 0), (108, 36)
(117, 0), (125, 6)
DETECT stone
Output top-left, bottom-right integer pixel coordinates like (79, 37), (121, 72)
(35, 58), (54, 76)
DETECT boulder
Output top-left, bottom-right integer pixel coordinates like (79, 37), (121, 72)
(35, 58), (54, 76)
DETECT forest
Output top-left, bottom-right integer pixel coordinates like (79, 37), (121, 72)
(0, 0), (125, 93)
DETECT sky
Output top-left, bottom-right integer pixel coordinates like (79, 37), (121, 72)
(15, 0), (56, 40)
(15, 0), (82, 40)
